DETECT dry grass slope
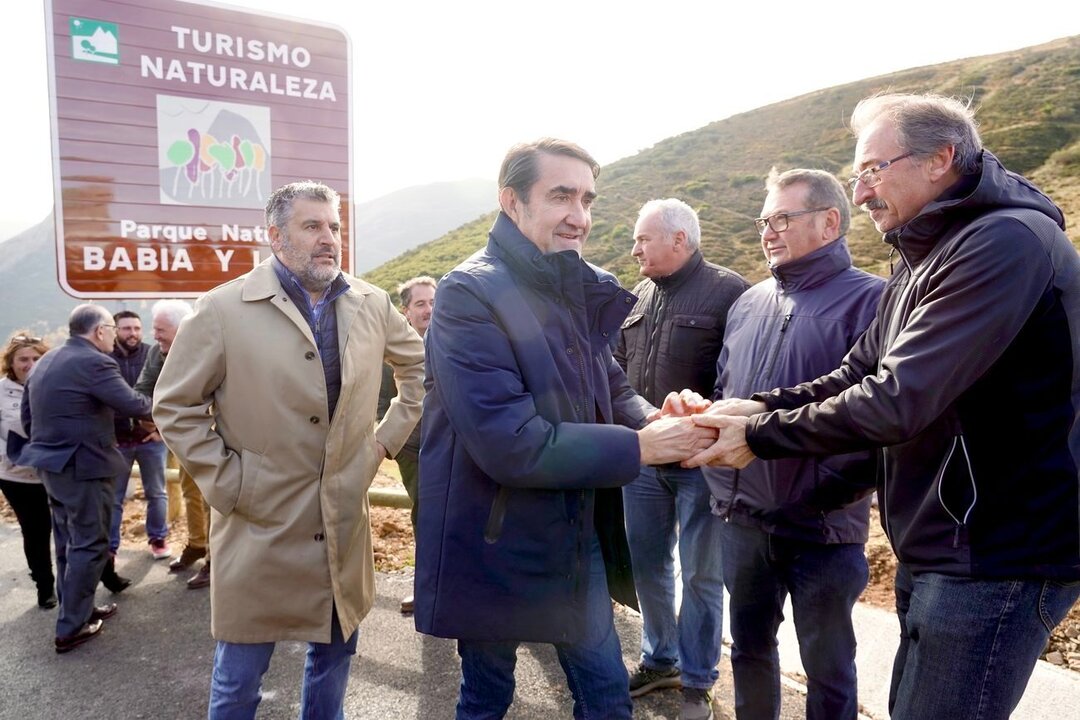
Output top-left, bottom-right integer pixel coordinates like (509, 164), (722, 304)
(364, 36), (1080, 291)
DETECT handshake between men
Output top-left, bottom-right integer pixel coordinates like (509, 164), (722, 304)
(642, 390), (764, 469)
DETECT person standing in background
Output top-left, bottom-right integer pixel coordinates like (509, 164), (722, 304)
(0, 331), (55, 610)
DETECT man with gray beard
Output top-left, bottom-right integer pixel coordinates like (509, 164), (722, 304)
(154, 181), (425, 718)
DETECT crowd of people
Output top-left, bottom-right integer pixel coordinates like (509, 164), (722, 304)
(0, 90), (1077, 720)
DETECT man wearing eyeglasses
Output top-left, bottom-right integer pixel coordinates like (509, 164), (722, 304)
(703, 168), (883, 720)
(688, 93), (1080, 720)
(20, 304), (153, 653)
(614, 198), (747, 719)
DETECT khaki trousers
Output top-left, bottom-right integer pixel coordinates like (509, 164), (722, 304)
(178, 464), (210, 556)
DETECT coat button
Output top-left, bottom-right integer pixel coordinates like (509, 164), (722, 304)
(314, 533), (325, 542)
(305, 351), (316, 360)
(309, 416), (320, 424)
(567, 347), (574, 354)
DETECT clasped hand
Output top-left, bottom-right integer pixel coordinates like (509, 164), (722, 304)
(644, 390), (765, 469)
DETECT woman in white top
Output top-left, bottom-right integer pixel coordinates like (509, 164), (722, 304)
(0, 331), (55, 609)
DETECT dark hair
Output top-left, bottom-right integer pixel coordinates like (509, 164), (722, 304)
(397, 276), (437, 308)
(498, 138), (599, 203)
(114, 310), (141, 324)
(69, 304), (110, 337)
(265, 181), (341, 229)
(765, 167), (851, 236)
(3, 331), (50, 382)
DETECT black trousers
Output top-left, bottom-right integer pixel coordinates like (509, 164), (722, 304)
(0, 479), (54, 591)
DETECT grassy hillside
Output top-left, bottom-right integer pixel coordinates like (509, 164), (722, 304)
(364, 36), (1080, 292)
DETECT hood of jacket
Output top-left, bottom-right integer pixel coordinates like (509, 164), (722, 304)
(886, 150), (1066, 266)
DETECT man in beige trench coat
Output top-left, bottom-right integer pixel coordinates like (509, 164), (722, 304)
(154, 181), (425, 719)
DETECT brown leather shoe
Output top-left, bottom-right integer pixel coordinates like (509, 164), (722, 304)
(55, 620), (103, 654)
(90, 603), (117, 622)
(187, 562), (210, 589)
(169, 545), (207, 573)
(400, 594), (414, 614)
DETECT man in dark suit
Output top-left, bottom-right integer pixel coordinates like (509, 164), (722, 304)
(20, 304), (153, 653)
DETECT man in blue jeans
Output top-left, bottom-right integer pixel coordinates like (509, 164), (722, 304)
(689, 93), (1080, 720)
(615, 198), (747, 720)
(704, 168), (884, 719)
(155, 181), (425, 719)
(108, 310), (170, 563)
(416, 139), (717, 720)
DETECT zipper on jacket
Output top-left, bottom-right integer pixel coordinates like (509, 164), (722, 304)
(724, 469), (740, 520)
(566, 306), (590, 422)
(761, 313), (792, 385)
(642, 289), (666, 399)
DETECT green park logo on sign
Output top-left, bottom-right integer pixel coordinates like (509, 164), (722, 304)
(70, 18), (119, 65)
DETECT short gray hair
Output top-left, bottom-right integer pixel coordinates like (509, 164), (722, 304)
(397, 276), (437, 308)
(637, 198), (701, 250)
(765, 168), (851, 236)
(152, 299), (193, 328)
(265, 181), (340, 230)
(69, 304), (111, 336)
(850, 93), (983, 175)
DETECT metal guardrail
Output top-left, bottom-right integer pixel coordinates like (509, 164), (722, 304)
(132, 467), (413, 509)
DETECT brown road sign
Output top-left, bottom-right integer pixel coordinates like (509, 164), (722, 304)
(45, 0), (352, 298)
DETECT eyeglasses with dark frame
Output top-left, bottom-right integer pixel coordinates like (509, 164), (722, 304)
(848, 152), (914, 190)
(754, 207), (831, 235)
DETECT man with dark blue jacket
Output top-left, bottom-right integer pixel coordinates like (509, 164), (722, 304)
(21, 304), (153, 653)
(704, 168), (883, 720)
(416, 138), (716, 719)
(690, 93), (1080, 720)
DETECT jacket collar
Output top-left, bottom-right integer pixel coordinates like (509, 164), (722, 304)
(240, 257), (366, 302)
(488, 211), (585, 297)
(67, 335), (102, 354)
(239, 257), (371, 348)
(488, 211), (636, 336)
(769, 237), (852, 293)
(652, 251), (704, 291)
(884, 150), (1066, 267)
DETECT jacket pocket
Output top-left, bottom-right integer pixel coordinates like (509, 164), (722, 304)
(484, 485), (510, 544)
(667, 314), (720, 365)
(235, 447), (265, 520)
(935, 435), (977, 548)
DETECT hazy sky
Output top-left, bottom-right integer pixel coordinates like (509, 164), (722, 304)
(4, 0), (1079, 239)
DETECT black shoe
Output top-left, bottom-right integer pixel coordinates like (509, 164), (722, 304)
(37, 587), (58, 609)
(101, 557), (132, 594)
(187, 562), (210, 589)
(169, 545), (207, 573)
(55, 620), (103, 654)
(90, 603), (118, 622)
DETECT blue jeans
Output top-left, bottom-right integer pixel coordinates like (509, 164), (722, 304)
(890, 565), (1080, 720)
(720, 521), (867, 720)
(208, 609), (358, 720)
(623, 464), (724, 689)
(110, 440), (168, 552)
(456, 540), (631, 720)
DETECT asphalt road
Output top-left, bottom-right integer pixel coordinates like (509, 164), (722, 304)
(0, 522), (816, 719)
